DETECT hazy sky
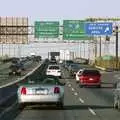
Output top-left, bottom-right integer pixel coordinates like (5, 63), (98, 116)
(0, 0), (120, 23)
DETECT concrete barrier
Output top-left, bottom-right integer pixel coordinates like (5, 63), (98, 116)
(95, 66), (106, 71)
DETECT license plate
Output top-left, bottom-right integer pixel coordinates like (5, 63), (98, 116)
(35, 88), (48, 95)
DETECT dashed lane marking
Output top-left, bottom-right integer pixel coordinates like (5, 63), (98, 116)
(88, 107), (96, 116)
(74, 92), (78, 96)
(79, 98), (84, 104)
(71, 88), (75, 91)
(68, 84), (71, 87)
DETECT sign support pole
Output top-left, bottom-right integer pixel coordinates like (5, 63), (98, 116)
(99, 36), (102, 57)
(115, 26), (119, 69)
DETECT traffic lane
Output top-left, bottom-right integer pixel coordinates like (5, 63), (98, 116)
(14, 82), (100, 120)
(101, 71), (120, 85)
(64, 71), (120, 120)
(63, 67), (115, 105)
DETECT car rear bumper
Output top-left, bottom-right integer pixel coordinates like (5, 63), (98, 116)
(18, 94), (62, 103)
(46, 73), (61, 77)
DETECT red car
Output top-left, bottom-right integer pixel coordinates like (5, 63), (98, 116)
(78, 69), (101, 88)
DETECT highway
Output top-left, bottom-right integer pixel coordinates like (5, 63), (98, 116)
(1, 63), (120, 120)
(0, 60), (40, 86)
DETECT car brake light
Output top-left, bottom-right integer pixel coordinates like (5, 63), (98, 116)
(21, 87), (27, 95)
(54, 87), (60, 94)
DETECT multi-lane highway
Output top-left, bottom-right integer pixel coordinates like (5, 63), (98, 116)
(1, 62), (120, 120)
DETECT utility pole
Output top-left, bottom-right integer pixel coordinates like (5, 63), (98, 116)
(99, 36), (102, 57)
(115, 26), (119, 69)
(95, 39), (97, 58)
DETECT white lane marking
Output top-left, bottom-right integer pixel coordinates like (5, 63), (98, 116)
(71, 88), (75, 91)
(79, 98), (84, 103)
(68, 84), (71, 87)
(0, 101), (17, 118)
(88, 107), (96, 116)
(74, 92), (78, 96)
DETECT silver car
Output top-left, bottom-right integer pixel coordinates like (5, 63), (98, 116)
(17, 75), (65, 109)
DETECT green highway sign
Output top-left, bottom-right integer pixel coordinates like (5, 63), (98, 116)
(34, 21), (59, 38)
(63, 20), (90, 40)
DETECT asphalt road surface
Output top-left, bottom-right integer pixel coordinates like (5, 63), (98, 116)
(1, 66), (120, 120)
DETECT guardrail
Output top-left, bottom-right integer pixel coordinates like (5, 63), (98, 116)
(0, 59), (49, 106)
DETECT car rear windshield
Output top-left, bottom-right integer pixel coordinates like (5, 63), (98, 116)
(25, 76), (60, 85)
(83, 70), (100, 76)
(49, 66), (60, 70)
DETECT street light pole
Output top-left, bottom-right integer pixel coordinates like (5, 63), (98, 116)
(95, 39), (97, 58)
(115, 26), (119, 69)
(99, 36), (102, 57)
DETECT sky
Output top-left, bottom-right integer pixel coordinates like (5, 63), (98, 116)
(0, 0), (120, 23)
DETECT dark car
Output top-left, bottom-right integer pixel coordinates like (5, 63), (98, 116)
(9, 60), (25, 76)
(68, 63), (81, 76)
(64, 60), (74, 69)
(9, 63), (22, 76)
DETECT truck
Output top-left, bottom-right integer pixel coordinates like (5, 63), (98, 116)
(59, 50), (74, 61)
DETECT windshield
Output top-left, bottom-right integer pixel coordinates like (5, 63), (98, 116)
(26, 76), (59, 85)
(42, 78), (59, 85)
(83, 70), (100, 76)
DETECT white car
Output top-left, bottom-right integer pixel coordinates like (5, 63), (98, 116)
(46, 65), (62, 78)
(17, 75), (65, 109)
(75, 69), (84, 83)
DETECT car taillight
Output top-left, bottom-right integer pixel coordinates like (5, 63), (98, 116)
(54, 87), (60, 94)
(21, 87), (27, 95)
